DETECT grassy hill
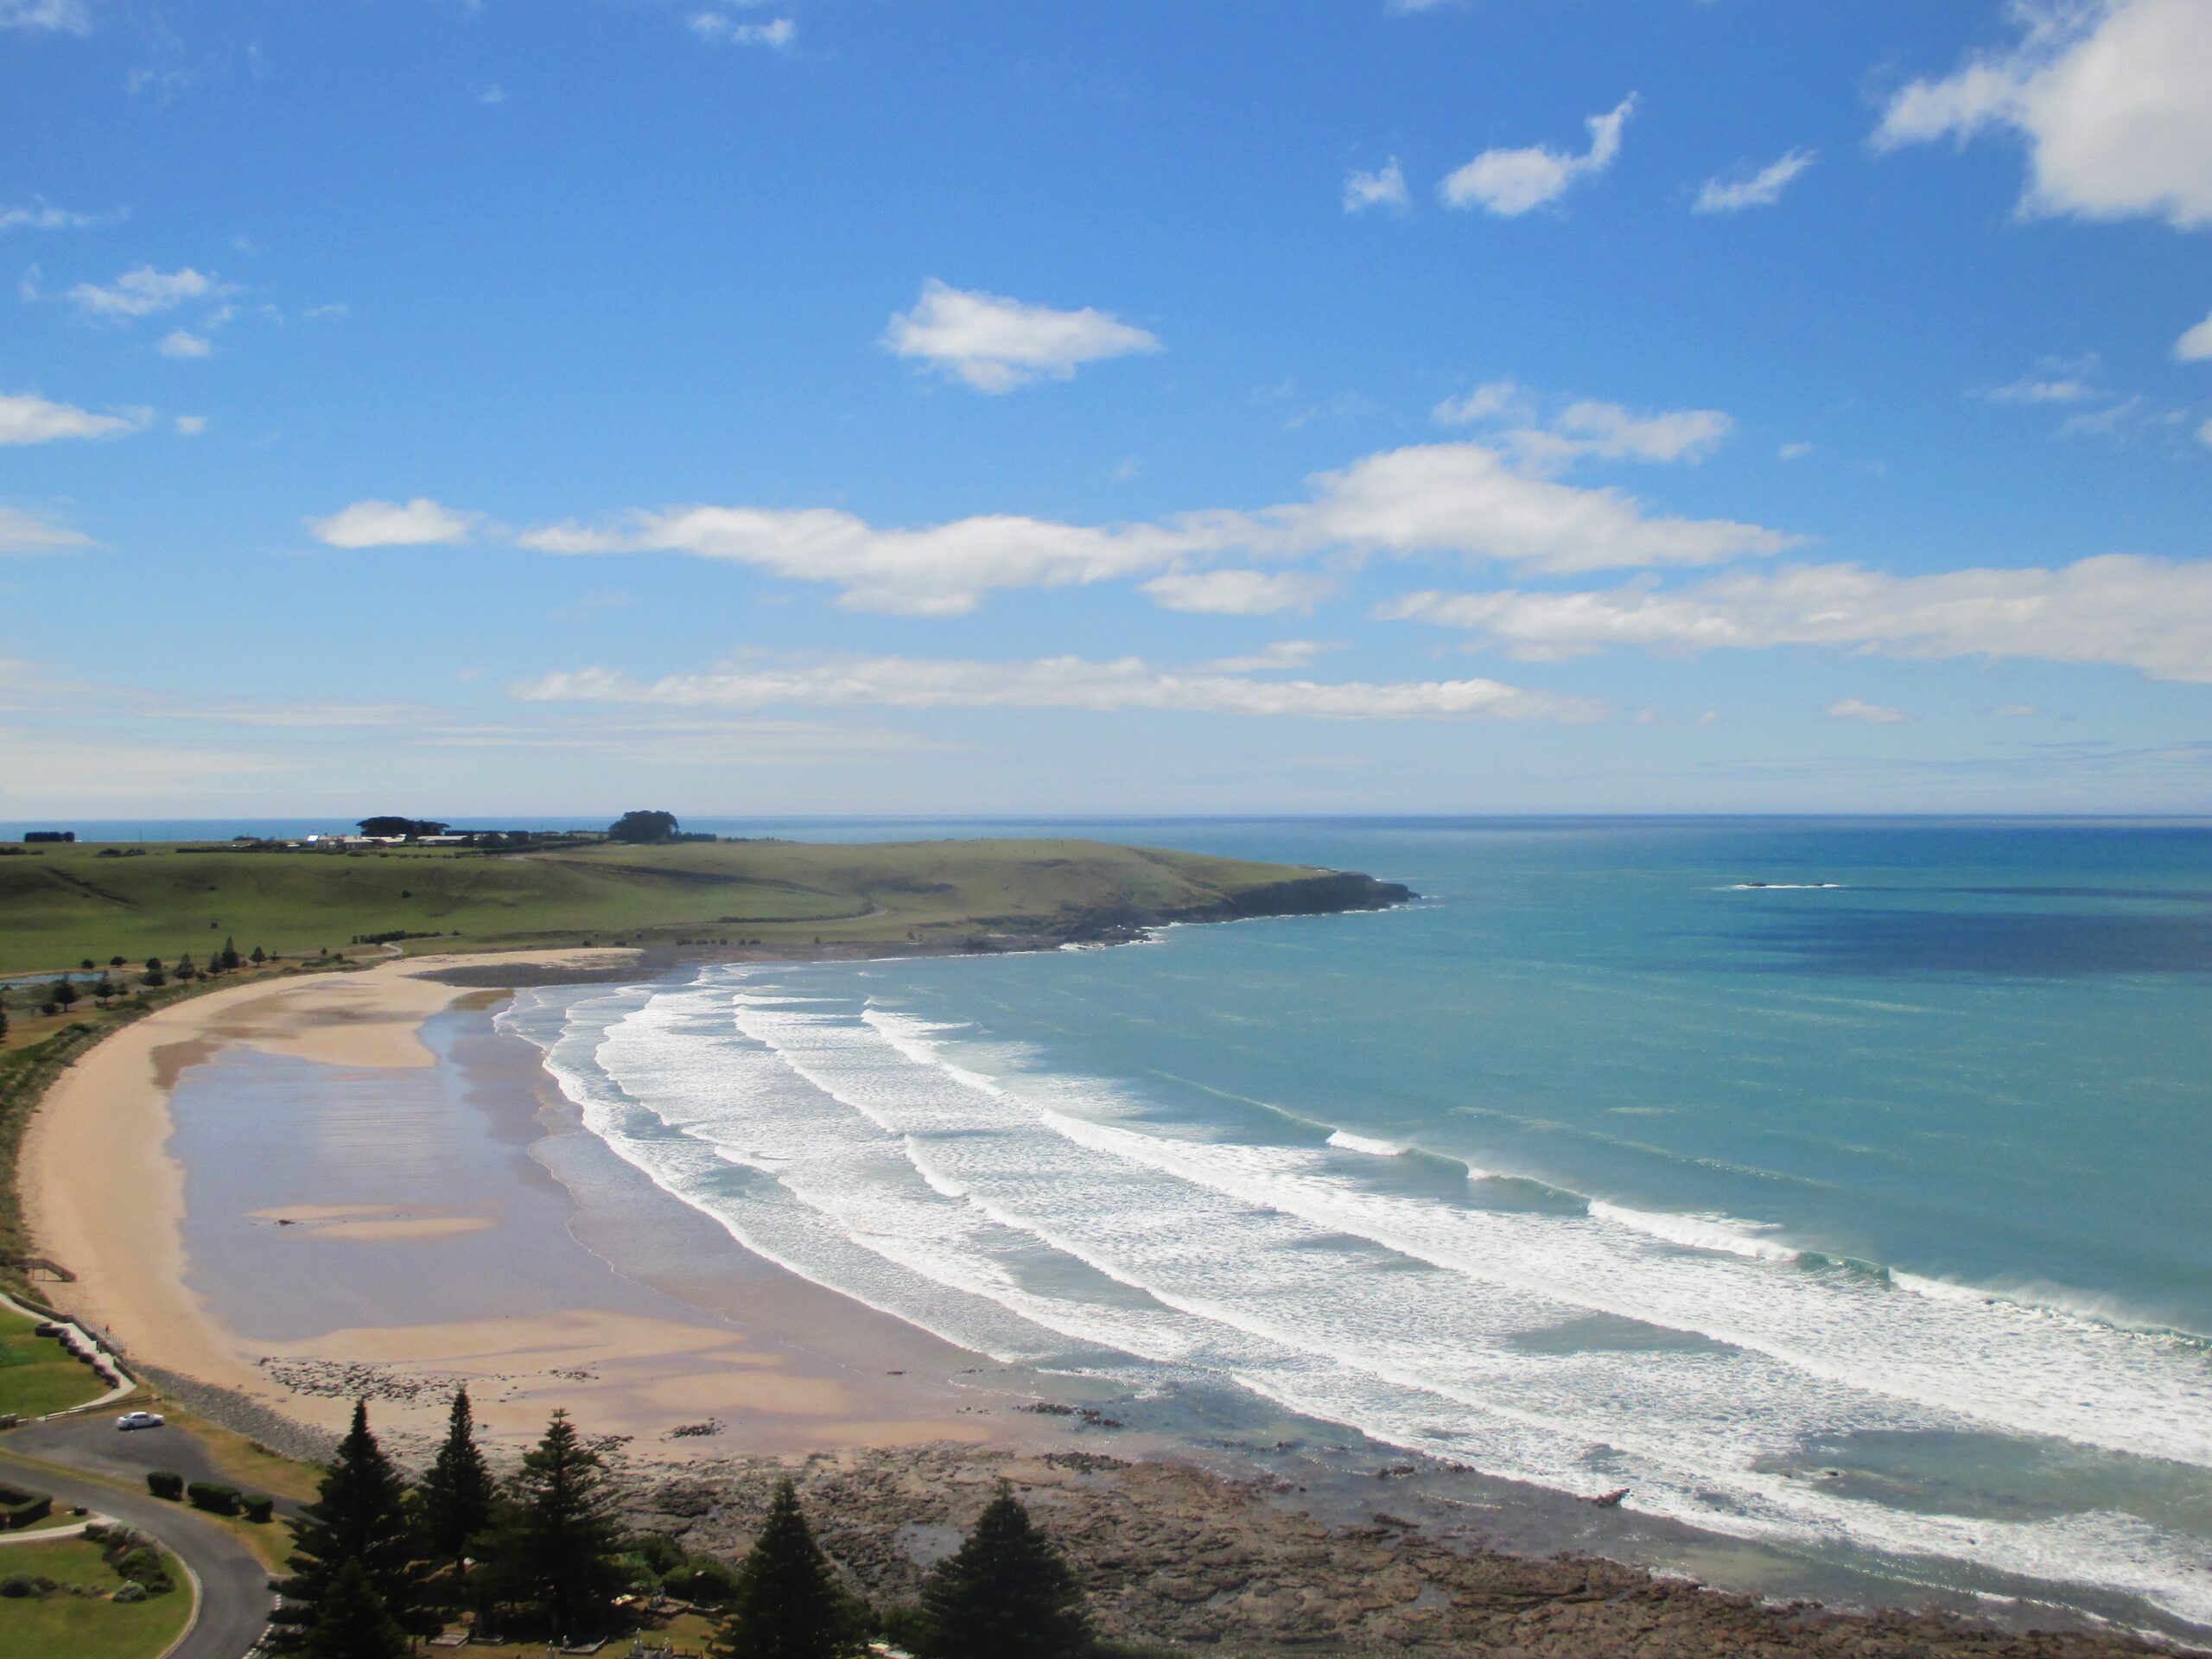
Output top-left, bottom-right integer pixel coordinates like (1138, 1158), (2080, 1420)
(0, 836), (1402, 978)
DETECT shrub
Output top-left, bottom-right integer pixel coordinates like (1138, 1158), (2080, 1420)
(116, 1548), (170, 1592)
(146, 1471), (184, 1501)
(185, 1479), (240, 1516)
(242, 1496), (274, 1523)
(113, 1580), (149, 1603)
(1, 1573), (39, 1599)
(0, 1483), (52, 1529)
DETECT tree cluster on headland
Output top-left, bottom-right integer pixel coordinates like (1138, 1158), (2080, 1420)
(270, 1393), (1095, 1659)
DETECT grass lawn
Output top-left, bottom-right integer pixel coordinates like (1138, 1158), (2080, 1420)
(0, 1306), (106, 1418)
(0, 835), (1323, 976)
(0, 1535), (192, 1656)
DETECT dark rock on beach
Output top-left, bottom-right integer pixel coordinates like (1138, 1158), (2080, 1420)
(614, 1445), (2171, 1659)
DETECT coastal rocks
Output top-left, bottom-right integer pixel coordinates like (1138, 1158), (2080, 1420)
(615, 1446), (2173, 1659)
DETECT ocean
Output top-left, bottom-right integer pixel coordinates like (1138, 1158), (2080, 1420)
(43, 815), (2212, 1630)
(475, 817), (2212, 1636)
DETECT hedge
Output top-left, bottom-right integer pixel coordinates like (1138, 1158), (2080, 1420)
(0, 1483), (52, 1529)
(185, 1479), (240, 1516)
(145, 1471), (183, 1501)
(241, 1496), (274, 1523)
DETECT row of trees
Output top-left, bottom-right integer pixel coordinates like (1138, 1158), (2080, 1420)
(276, 1394), (1092, 1659)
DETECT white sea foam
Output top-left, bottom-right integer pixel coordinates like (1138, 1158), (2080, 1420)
(1586, 1201), (1801, 1263)
(503, 972), (2212, 1630)
(1325, 1130), (1407, 1157)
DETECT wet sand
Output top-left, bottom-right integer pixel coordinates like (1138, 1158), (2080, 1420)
(22, 953), (1017, 1459)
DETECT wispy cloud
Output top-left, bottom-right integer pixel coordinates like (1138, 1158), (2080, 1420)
(690, 11), (795, 48)
(1693, 149), (1815, 213)
(517, 652), (1597, 723)
(1382, 554), (2212, 684)
(0, 200), (118, 232)
(1827, 698), (1906, 724)
(0, 0), (90, 34)
(884, 279), (1162, 392)
(1344, 157), (1410, 214)
(0, 504), (94, 553)
(67, 264), (219, 319)
(1440, 95), (1636, 215)
(0, 390), (145, 445)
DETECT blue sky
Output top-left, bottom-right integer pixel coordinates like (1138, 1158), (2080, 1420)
(4, 0), (2211, 817)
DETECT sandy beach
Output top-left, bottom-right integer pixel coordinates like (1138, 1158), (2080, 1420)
(20, 952), (1014, 1459)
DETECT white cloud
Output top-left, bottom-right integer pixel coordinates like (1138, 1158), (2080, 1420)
(2177, 308), (2212, 361)
(174, 414), (207, 435)
(1440, 95), (1636, 215)
(1827, 698), (1905, 724)
(1204, 640), (1332, 673)
(0, 505), (93, 553)
(516, 652), (1595, 723)
(1433, 380), (1731, 470)
(1297, 442), (1783, 571)
(2199, 416), (2212, 448)
(1344, 157), (1410, 214)
(0, 200), (107, 231)
(0, 0), (89, 33)
(518, 504), (1198, 616)
(1989, 372), (2096, 403)
(157, 327), (210, 359)
(1382, 553), (2212, 683)
(1432, 379), (1526, 426)
(1778, 442), (1815, 461)
(1694, 149), (1815, 213)
(1142, 569), (1336, 615)
(690, 11), (795, 48)
(67, 265), (216, 319)
(308, 498), (482, 549)
(0, 391), (143, 445)
(407, 431), (1789, 613)
(1875, 0), (2212, 229)
(884, 279), (1162, 393)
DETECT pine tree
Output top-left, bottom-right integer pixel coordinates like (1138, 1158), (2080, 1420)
(302, 1559), (409, 1659)
(220, 935), (242, 971)
(490, 1410), (627, 1641)
(251, 944), (268, 965)
(714, 1481), (861, 1659)
(418, 1388), (497, 1577)
(273, 1400), (429, 1647)
(915, 1486), (1090, 1659)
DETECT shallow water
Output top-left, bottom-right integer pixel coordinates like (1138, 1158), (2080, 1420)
(487, 818), (2206, 1632)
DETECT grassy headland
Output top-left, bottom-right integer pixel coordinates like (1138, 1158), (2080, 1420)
(0, 836), (1406, 977)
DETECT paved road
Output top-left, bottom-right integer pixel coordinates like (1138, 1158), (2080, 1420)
(0, 1443), (274, 1659)
(5, 1414), (304, 1520)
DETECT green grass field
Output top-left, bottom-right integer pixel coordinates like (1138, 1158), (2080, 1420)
(0, 1306), (106, 1419)
(0, 836), (1324, 977)
(0, 1535), (192, 1656)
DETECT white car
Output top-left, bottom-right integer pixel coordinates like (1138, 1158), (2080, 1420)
(115, 1410), (165, 1431)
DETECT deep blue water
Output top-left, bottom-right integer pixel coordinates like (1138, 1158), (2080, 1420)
(493, 818), (2212, 1630)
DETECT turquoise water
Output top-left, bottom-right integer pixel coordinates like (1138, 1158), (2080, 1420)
(493, 818), (2208, 1630)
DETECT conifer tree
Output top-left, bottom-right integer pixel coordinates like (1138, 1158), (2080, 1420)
(915, 1486), (1090, 1659)
(220, 935), (242, 971)
(274, 1400), (429, 1647)
(490, 1410), (627, 1640)
(418, 1387), (497, 1578)
(251, 944), (268, 965)
(302, 1559), (409, 1659)
(714, 1481), (862, 1659)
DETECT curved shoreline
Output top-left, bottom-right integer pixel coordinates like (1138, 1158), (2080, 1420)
(13, 943), (2197, 1655)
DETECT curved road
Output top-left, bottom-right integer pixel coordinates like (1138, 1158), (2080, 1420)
(0, 1444), (272, 1659)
